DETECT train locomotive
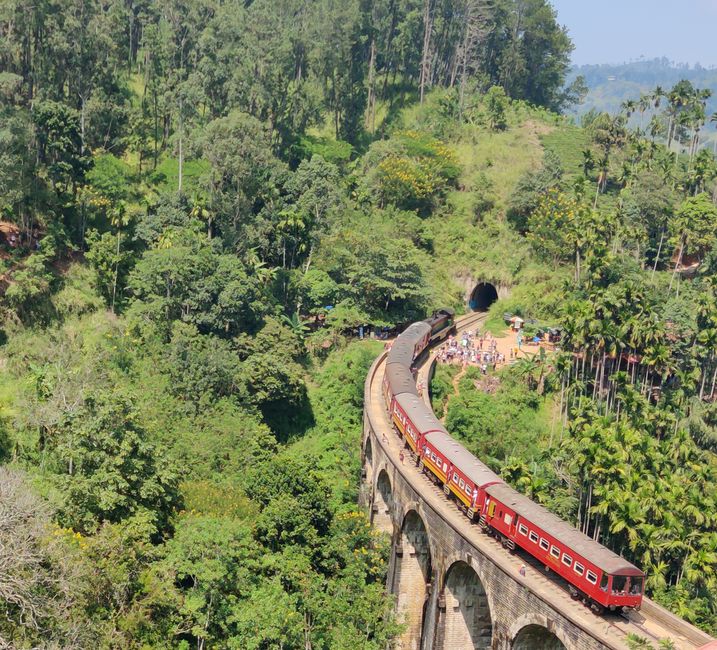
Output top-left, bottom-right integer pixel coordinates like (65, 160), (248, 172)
(381, 309), (645, 614)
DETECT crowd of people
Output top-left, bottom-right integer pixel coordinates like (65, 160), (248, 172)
(437, 329), (513, 374)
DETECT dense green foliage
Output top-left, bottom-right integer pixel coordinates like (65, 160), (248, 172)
(433, 79), (717, 634)
(0, 1), (578, 646)
(1, 0), (717, 643)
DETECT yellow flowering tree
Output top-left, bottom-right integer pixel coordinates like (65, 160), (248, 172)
(527, 190), (614, 281)
(362, 130), (460, 212)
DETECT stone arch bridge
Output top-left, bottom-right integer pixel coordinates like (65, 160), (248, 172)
(360, 341), (714, 650)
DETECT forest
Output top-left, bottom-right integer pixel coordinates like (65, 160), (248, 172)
(0, 0), (716, 646)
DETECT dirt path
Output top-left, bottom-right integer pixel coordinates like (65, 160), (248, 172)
(440, 364), (468, 422)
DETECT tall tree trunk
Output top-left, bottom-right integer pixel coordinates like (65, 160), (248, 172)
(652, 229), (665, 281)
(80, 94), (87, 154)
(178, 94), (184, 194)
(381, 0), (399, 100)
(669, 237), (685, 293)
(365, 37), (376, 131)
(419, 0), (433, 104)
(111, 229), (121, 314)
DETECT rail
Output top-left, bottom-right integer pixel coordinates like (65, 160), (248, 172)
(363, 312), (715, 650)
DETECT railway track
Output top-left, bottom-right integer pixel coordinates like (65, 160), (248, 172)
(365, 312), (714, 650)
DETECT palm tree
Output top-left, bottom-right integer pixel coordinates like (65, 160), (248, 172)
(621, 99), (637, 118)
(638, 94), (652, 129)
(581, 149), (595, 177)
(652, 85), (665, 109)
(190, 192), (213, 239)
(277, 208), (307, 269)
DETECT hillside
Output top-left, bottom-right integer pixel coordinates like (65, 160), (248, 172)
(568, 58), (717, 149)
(569, 58), (717, 114)
(0, 0), (716, 645)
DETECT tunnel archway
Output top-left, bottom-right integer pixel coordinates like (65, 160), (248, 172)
(512, 624), (566, 649)
(393, 510), (432, 650)
(469, 283), (498, 311)
(435, 561), (492, 649)
(373, 470), (393, 534)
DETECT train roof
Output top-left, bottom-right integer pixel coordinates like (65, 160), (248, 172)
(386, 339), (415, 366)
(395, 393), (447, 434)
(425, 433), (504, 488)
(400, 321), (431, 343)
(485, 483), (644, 577)
(384, 362), (419, 398)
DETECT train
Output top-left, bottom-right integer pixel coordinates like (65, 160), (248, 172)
(381, 309), (645, 614)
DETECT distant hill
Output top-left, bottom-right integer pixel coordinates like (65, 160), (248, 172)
(567, 57), (717, 119)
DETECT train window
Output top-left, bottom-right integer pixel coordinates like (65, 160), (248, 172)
(550, 545), (560, 559)
(453, 473), (459, 483)
(459, 479), (465, 489)
(611, 575), (627, 594)
(539, 538), (549, 551)
(529, 531), (539, 543)
(574, 563), (584, 576)
(630, 577), (643, 595)
(562, 554), (572, 567)
(586, 571), (598, 585)
(464, 484), (472, 496)
(504, 513), (512, 526)
(518, 524), (528, 536)
(443, 462), (448, 472)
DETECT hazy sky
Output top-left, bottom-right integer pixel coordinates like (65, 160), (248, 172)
(550, 0), (717, 67)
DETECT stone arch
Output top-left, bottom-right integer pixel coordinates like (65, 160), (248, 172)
(393, 510), (433, 650)
(372, 469), (393, 534)
(469, 282), (499, 311)
(509, 614), (569, 650)
(435, 561), (492, 649)
(512, 625), (566, 649)
(363, 435), (374, 486)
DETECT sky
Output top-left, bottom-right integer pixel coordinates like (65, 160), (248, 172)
(550, 0), (717, 68)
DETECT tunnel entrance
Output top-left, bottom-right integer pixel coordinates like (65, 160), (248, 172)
(436, 561), (492, 649)
(512, 624), (566, 649)
(469, 283), (498, 311)
(373, 470), (393, 535)
(393, 510), (432, 650)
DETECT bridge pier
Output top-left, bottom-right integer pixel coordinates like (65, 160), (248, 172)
(392, 509), (433, 650)
(435, 560), (492, 649)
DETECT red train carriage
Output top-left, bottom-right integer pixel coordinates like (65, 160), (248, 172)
(399, 321), (431, 358)
(392, 393), (446, 457)
(420, 434), (503, 519)
(481, 484), (645, 612)
(383, 363), (419, 405)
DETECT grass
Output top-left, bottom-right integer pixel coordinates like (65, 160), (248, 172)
(540, 125), (591, 179)
(148, 157), (211, 195)
(452, 120), (545, 210)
